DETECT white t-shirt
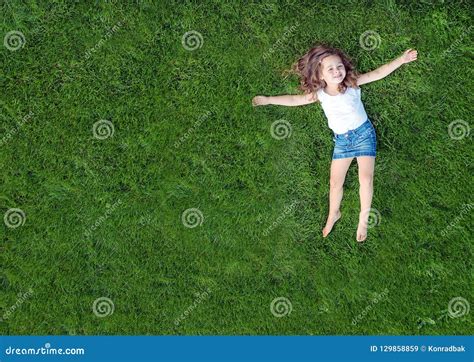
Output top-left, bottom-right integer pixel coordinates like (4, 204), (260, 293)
(316, 86), (368, 134)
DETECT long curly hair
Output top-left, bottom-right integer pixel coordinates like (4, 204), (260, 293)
(289, 44), (359, 99)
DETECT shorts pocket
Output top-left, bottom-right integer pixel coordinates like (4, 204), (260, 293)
(334, 137), (349, 147)
(355, 127), (374, 144)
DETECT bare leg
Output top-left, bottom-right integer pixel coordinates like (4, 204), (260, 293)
(322, 157), (354, 237)
(356, 156), (375, 242)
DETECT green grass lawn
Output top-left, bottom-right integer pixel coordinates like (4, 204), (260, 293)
(1, 0), (472, 335)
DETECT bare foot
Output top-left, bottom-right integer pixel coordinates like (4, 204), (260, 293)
(322, 210), (341, 237)
(356, 221), (368, 242)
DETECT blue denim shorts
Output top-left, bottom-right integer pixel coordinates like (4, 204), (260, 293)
(332, 119), (377, 159)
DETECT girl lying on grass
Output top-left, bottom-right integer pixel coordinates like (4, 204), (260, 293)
(252, 45), (417, 242)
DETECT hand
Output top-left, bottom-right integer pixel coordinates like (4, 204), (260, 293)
(400, 48), (418, 64)
(252, 96), (268, 107)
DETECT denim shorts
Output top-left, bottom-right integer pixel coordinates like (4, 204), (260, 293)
(332, 119), (377, 159)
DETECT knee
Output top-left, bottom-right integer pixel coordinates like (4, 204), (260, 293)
(330, 178), (344, 189)
(359, 173), (374, 186)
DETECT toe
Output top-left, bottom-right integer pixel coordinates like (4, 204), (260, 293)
(357, 233), (366, 242)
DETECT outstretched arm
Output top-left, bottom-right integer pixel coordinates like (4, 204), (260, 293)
(252, 92), (318, 107)
(357, 48), (418, 86)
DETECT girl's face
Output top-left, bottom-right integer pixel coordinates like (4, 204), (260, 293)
(320, 55), (346, 85)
